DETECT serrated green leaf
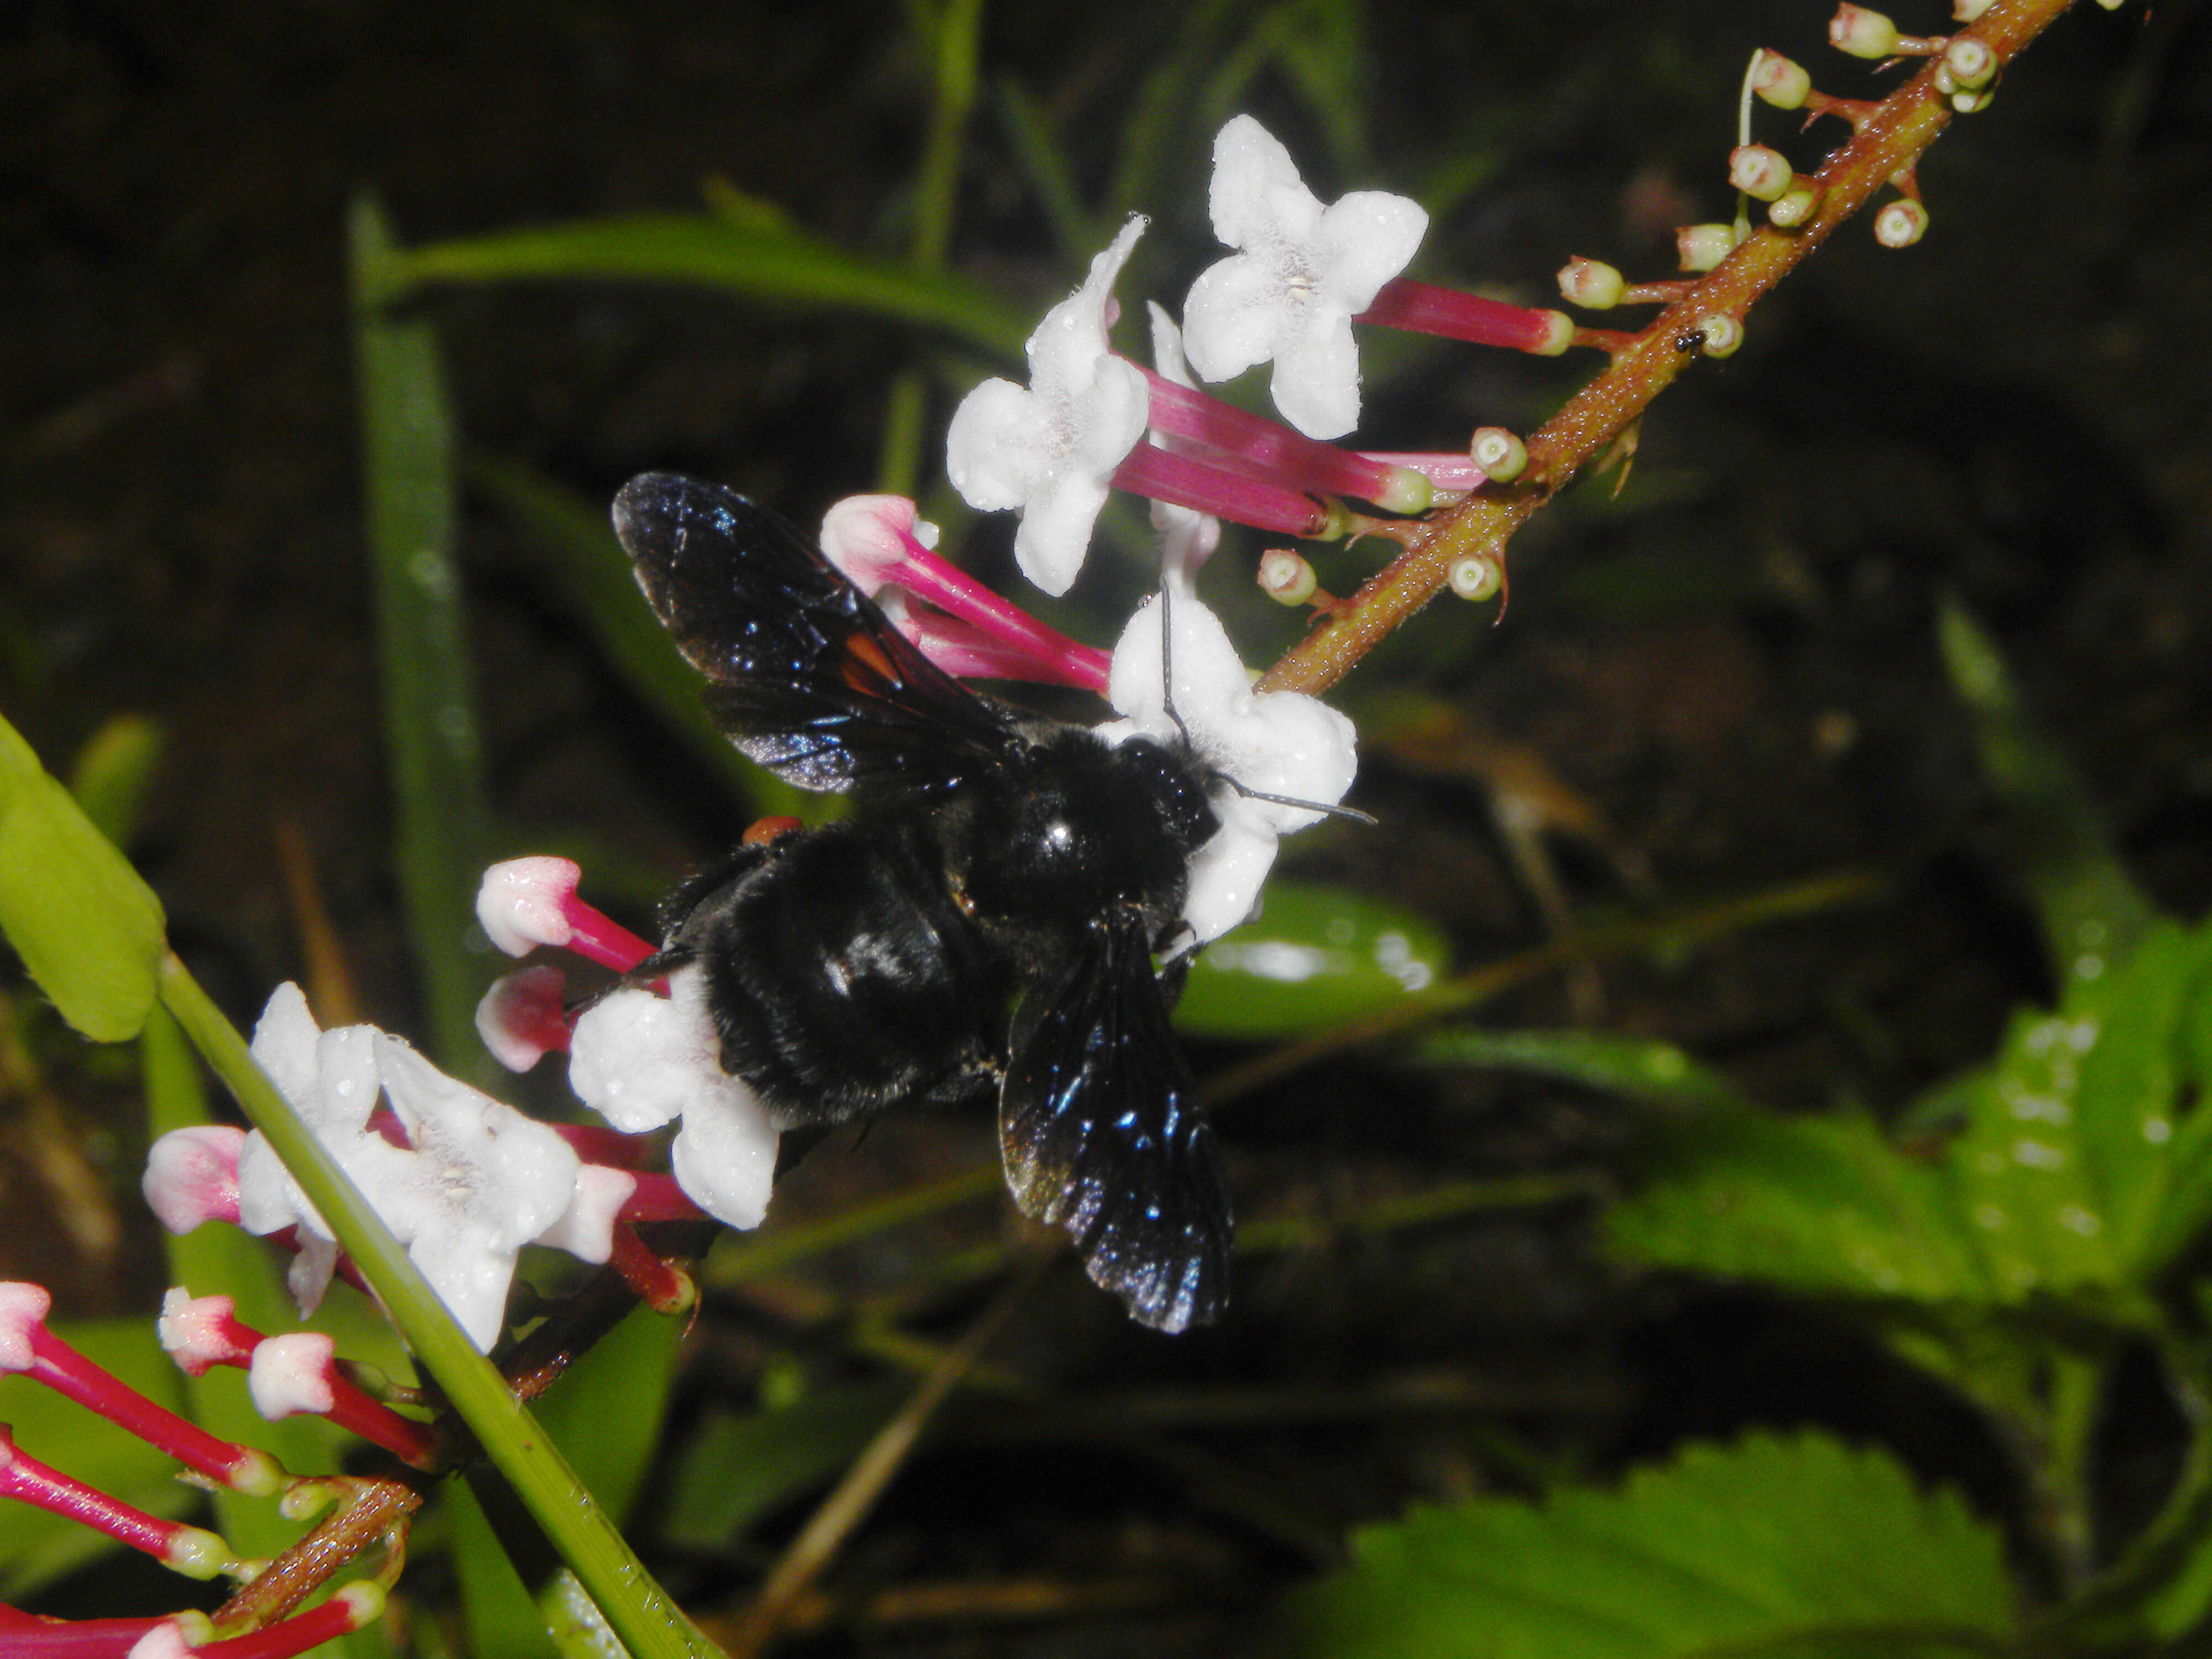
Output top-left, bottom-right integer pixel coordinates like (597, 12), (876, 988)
(660, 1379), (905, 1551)
(0, 1320), (196, 1599)
(1177, 882), (1449, 1041)
(1607, 1105), (1989, 1302)
(0, 709), (165, 1042)
(1416, 1028), (1750, 1113)
(1289, 1431), (2014, 1659)
(378, 214), (1029, 359)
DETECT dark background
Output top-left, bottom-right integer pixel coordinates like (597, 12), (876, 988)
(5, 0), (2210, 1649)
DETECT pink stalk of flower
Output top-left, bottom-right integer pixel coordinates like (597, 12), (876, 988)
(612, 1170), (709, 1223)
(1111, 440), (1336, 540)
(1138, 369), (1433, 512)
(0, 1425), (242, 1579)
(156, 1293), (438, 1469)
(475, 858), (657, 973)
(1358, 451), (1490, 492)
(128, 1585), (384, 1659)
(1356, 278), (1574, 355)
(607, 1224), (696, 1314)
(0, 1611), (211, 1658)
(821, 497), (1112, 692)
(0, 1285), (281, 1496)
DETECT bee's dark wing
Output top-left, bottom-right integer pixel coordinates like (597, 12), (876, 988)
(613, 472), (1021, 797)
(1000, 919), (1231, 1333)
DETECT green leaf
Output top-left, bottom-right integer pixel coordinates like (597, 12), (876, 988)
(375, 214), (1030, 360)
(0, 708), (165, 1041)
(1177, 883), (1449, 1041)
(66, 714), (162, 847)
(1937, 596), (2156, 987)
(661, 1379), (905, 1551)
(0, 1320), (196, 1599)
(536, 1302), (684, 1527)
(1289, 1431), (2015, 1659)
(1416, 1029), (1751, 1113)
(1607, 1105), (1990, 1303)
(351, 196), (494, 1070)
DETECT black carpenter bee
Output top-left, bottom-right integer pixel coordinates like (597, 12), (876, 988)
(611, 471), (1233, 1332)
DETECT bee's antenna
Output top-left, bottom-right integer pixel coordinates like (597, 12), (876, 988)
(1220, 775), (1376, 826)
(1159, 580), (1196, 750)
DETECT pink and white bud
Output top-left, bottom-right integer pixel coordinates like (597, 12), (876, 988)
(476, 856), (582, 956)
(476, 964), (572, 1072)
(142, 1125), (246, 1234)
(158, 1289), (254, 1378)
(248, 1333), (338, 1420)
(819, 494), (939, 596)
(1751, 49), (1812, 109)
(1557, 257), (1626, 310)
(1677, 223), (1741, 273)
(1875, 199), (1929, 247)
(1471, 427), (1528, 484)
(1729, 145), (1794, 203)
(1257, 549), (1318, 606)
(0, 1281), (51, 1372)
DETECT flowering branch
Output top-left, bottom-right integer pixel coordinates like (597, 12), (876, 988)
(1258, 0), (2078, 697)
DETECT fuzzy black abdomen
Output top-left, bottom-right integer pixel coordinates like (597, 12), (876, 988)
(674, 822), (1006, 1128)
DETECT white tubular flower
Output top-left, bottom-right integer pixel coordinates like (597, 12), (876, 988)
(1182, 115), (1428, 441)
(567, 965), (780, 1231)
(237, 982), (583, 1351)
(945, 216), (1153, 597)
(1098, 588), (1358, 947)
(1145, 301), (1223, 585)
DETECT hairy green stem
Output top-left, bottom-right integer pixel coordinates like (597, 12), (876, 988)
(1260, 0), (2081, 697)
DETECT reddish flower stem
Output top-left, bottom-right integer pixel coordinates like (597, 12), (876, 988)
(1113, 440), (1331, 538)
(1260, 0), (2079, 697)
(1358, 276), (1568, 353)
(1139, 369), (1423, 508)
(21, 1324), (276, 1494)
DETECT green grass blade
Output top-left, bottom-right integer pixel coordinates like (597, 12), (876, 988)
(350, 196), (493, 1067)
(379, 215), (1029, 361)
(1937, 594), (2156, 987)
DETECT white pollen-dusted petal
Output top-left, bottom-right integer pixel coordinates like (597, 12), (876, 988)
(1100, 589), (1357, 946)
(535, 1163), (638, 1265)
(143, 1125), (247, 1234)
(669, 1083), (780, 1232)
(0, 1281), (52, 1372)
(945, 217), (1151, 596)
(475, 856), (583, 957)
(568, 976), (723, 1134)
(248, 1332), (337, 1420)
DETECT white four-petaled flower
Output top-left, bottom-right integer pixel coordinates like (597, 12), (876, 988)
(945, 216), (1152, 596)
(237, 982), (587, 1351)
(1182, 114), (1427, 441)
(1098, 586), (1358, 947)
